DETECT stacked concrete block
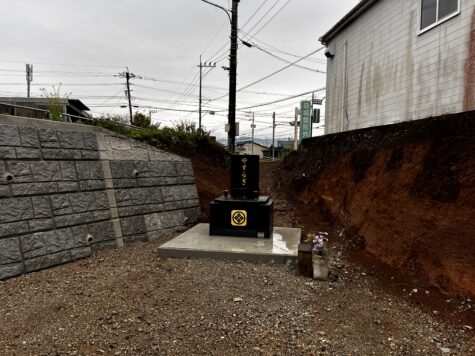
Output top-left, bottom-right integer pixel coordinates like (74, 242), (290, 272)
(110, 160), (200, 245)
(0, 116), (200, 280)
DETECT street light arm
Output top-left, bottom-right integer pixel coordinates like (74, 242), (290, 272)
(201, 0), (232, 23)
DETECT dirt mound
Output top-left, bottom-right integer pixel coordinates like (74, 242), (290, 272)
(191, 155), (229, 222)
(278, 112), (475, 297)
(174, 139), (231, 222)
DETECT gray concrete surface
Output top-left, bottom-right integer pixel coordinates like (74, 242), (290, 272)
(158, 223), (301, 264)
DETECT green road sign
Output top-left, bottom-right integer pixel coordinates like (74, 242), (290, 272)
(299, 100), (312, 141)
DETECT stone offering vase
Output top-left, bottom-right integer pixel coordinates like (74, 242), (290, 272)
(312, 254), (329, 281)
(297, 242), (313, 277)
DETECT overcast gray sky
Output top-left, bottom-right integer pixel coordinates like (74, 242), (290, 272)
(0, 0), (358, 140)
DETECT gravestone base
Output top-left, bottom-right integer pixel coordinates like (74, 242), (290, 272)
(209, 195), (274, 238)
(158, 223), (299, 264)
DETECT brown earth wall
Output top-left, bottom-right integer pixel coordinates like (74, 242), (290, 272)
(279, 112), (475, 297)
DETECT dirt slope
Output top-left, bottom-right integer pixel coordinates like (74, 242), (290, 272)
(278, 112), (475, 297)
(191, 156), (229, 222)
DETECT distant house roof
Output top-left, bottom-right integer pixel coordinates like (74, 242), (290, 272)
(68, 99), (90, 112)
(236, 140), (268, 149)
(320, 0), (378, 45)
(277, 140), (293, 149)
(0, 97), (91, 118)
(0, 97), (89, 110)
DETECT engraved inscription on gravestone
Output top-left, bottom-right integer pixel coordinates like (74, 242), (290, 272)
(230, 155), (259, 199)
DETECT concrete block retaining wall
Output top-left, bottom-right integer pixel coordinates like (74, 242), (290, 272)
(0, 115), (200, 280)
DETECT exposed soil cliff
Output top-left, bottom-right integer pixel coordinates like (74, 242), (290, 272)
(188, 142), (230, 222)
(278, 112), (475, 297)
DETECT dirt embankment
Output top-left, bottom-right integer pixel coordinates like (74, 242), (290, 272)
(187, 142), (230, 222)
(278, 112), (475, 297)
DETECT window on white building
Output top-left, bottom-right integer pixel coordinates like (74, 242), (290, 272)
(421, 0), (459, 31)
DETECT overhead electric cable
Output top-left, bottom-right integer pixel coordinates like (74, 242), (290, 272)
(204, 0), (276, 63)
(0, 82), (122, 86)
(222, 87), (325, 112)
(238, 47), (325, 92)
(205, 47), (325, 105)
(244, 0), (284, 37)
(249, 36), (326, 64)
(242, 40), (326, 73)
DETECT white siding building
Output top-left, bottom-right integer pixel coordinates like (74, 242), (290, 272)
(320, 0), (475, 134)
(236, 141), (268, 158)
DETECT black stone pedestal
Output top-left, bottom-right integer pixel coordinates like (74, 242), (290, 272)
(209, 195), (274, 238)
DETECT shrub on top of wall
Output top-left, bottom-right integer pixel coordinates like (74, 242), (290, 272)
(93, 118), (229, 166)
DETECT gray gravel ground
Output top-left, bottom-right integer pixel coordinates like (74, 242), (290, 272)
(0, 237), (474, 356)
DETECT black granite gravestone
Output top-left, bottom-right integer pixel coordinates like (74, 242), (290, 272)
(209, 155), (274, 238)
(230, 155), (259, 199)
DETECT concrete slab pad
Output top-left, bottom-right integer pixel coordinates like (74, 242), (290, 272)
(158, 223), (301, 264)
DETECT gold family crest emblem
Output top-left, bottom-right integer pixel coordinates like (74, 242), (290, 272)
(231, 210), (247, 226)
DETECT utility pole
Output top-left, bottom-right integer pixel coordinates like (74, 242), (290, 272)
(201, 0), (239, 152)
(26, 64), (33, 98)
(117, 68), (136, 124)
(199, 55), (202, 130)
(197, 56), (216, 130)
(294, 107), (299, 150)
(125, 71), (133, 124)
(228, 0), (239, 153)
(250, 111), (255, 154)
(272, 112), (276, 160)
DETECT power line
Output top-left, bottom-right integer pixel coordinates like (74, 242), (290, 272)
(238, 46), (325, 92)
(168, 72), (201, 107)
(240, 0), (271, 29)
(203, 0), (279, 64)
(0, 60), (123, 69)
(206, 46), (325, 105)
(0, 82), (122, 86)
(201, 19), (228, 55)
(0, 69), (292, 97)
(248, 36), (326, 64)
(173, 67), (214, 108)
(132, 83), (201, 98)
(243, 0), (283, 38)
(88, 103), (202, 114)
(97, 87), (127, 107)
(234, 87), (325, 112)
(0, 68), (117, 76)
(242, 40), (326, 74)
(244, 0), (290, 41)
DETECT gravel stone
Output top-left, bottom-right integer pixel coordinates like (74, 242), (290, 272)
(0, 241), (473, 355)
